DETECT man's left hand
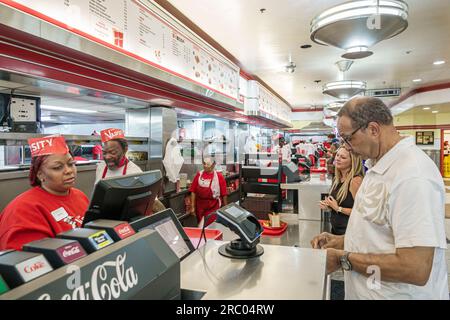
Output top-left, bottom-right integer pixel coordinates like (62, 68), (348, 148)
(326, 248), (345, 274)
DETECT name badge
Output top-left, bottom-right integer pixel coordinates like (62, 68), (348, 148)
(51, 207), (69, 222)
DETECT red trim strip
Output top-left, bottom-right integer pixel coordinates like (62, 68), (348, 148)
(292, 108), (324, 113)
(389, 82), (450, 108)
(396, 124), (450, 130)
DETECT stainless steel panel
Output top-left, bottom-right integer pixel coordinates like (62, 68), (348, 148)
(181, 241), (327, 300)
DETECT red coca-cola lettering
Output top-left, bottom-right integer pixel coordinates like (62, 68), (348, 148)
(24, 262), (45, 273)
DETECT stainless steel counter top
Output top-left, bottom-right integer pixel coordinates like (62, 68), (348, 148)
(180, 240), (328, 300)
(208, 213), (324, 248)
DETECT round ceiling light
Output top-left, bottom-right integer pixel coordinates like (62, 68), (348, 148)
(323, 81), (367, 99)
(341, 46), (373, 59)
(326, 101), (346, 112)
(310, 0), (408, 59)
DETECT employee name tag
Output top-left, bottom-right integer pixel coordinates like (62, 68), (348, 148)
(51, 207), (69, 222)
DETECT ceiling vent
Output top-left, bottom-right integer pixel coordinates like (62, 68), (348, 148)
(366, 88), (401, 97)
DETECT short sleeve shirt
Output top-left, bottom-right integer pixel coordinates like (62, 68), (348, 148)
(344, 137), (448, 299)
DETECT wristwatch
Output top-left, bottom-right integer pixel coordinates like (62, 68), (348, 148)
(337, 206), (343, 213)
(339, 251), (352, 271)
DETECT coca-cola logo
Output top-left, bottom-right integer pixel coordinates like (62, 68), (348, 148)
(57, 244), (86, 264)
(62, 246), (80, 258)
(114, 224), (135, 239)
(38, 253), (138, 300)
(24, 262), (45, 273)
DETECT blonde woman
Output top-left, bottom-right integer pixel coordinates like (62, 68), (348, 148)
(319, 147), (364, 235)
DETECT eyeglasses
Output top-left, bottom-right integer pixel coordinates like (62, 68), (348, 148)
(339, 124), (365, 146)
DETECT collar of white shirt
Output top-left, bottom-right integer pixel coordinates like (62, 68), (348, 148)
(365, 136), (414, 175)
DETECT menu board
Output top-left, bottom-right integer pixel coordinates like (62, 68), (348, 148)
(6, 0), (239, 100)
(416, 131), (434, 145)
(245, 81), (291, 123)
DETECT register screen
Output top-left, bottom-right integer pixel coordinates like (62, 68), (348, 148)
(226, 206), (247, 219)
(139, 217), (191, 259)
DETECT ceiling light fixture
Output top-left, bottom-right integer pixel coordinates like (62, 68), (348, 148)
(310, 0), (408, 59)
(423, 107), (430, 110)
(285, 54), (296, 73)
(323, 81), (367, 99)
(413, 78), (422, 83)
(323, 60), (366, 99)
(326, 101), (346, 112)
(433, 60), (445, 65)
(432, 110), (438, 113)
(40, 105), (97, 114)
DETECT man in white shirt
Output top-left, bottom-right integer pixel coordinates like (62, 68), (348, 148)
(311, 97), (449, 300)
(95, 128), (142, 184)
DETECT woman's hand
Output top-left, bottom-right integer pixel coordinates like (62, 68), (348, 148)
(319, 200), (330, 210)
(325, 196), (339, 212)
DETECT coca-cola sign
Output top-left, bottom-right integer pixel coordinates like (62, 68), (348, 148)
(56, 244), (87, 264)
(38, 253), (138, 300)
(1, 230), (181, 300)
(16, 256), (53, 283)
(114, 224), (135, 239)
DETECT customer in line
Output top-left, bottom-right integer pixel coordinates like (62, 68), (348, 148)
(0, 136), (88, 250)
(311, 96), (448, 299)
(319, 146), (364, 235)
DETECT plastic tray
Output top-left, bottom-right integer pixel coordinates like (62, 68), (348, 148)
(258, 220), (288, 236)
(183, 227), (223, 248)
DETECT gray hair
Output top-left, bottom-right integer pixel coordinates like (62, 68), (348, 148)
(337, 97), (393, 129)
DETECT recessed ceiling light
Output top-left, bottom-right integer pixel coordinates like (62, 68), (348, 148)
(413, 78), (422, 83)
(433, 60), (445, 65)
(423, 107), (430, 110)
(432, 111), (439, 113)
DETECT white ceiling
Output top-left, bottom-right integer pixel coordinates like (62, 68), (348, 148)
(167, 0), (450, 109)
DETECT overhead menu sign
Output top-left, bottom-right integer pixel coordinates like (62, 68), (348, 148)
(5, 0), (239, 100)
(246, 80), (292, 123)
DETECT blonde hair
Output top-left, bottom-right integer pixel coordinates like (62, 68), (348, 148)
(330, 147), (364, 204)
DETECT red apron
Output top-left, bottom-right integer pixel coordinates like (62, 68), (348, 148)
(102, 158), (128, 179)
(195, 173), (220, 227)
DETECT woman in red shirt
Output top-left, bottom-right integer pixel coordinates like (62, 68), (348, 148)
(0, 136), (89, 250)
(189, 157), (227, 227)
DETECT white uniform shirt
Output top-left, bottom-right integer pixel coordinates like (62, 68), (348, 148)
(275, 144), (292, 162)
(344, 136), (448, 300)
(95, 160), (143, 184)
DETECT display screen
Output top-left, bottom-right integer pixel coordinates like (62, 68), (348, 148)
(225, 206), (246, 219)
(139, 217), (191, 259)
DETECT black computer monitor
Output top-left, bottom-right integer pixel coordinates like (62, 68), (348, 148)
(82, 170), (162, 226)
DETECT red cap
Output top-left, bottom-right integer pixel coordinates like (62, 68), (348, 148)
(272, 133), (284, 141)
(100, 128), (125, 143)
(28, 135), (69, 158)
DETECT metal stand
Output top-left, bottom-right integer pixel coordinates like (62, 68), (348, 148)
(218, 239), (264, 259)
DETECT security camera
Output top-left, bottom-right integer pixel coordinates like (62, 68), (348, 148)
(285, 62), (296, 73)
